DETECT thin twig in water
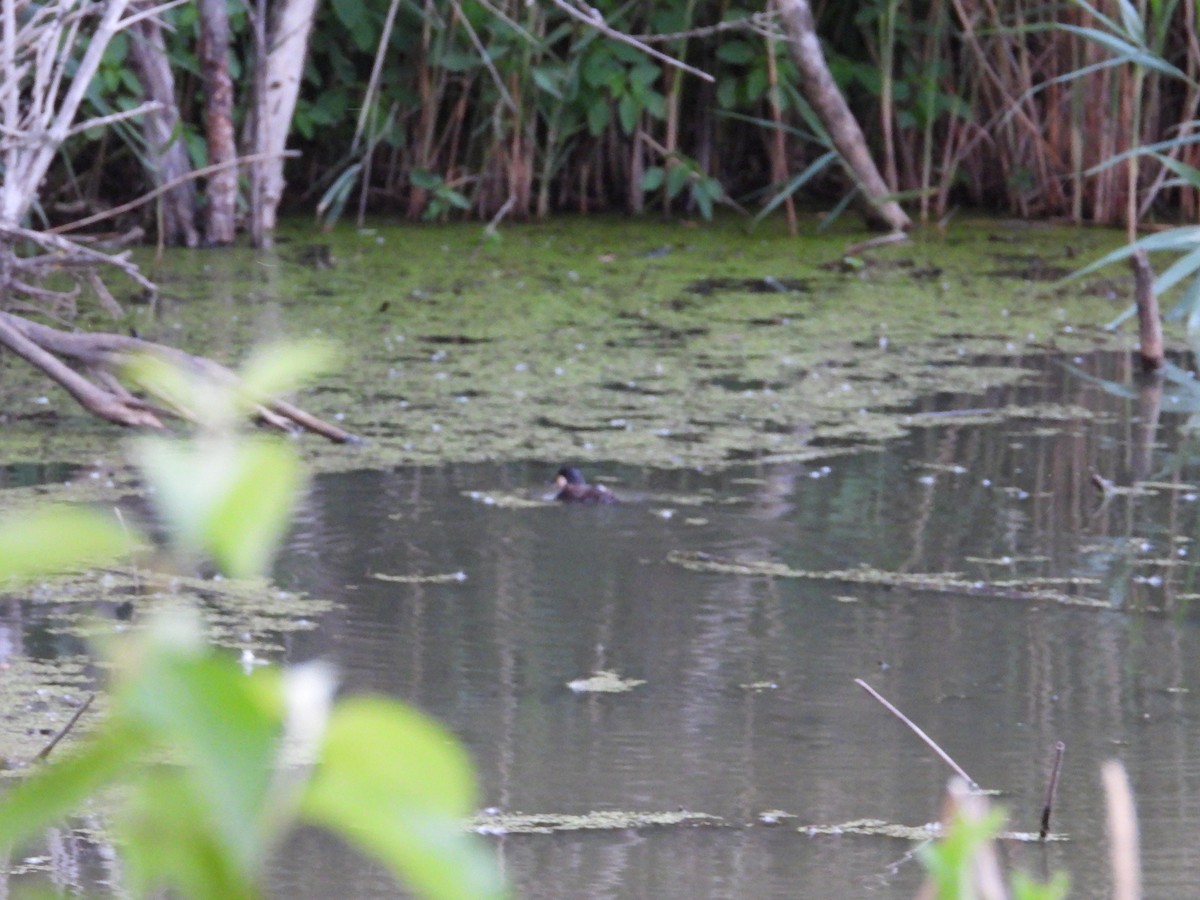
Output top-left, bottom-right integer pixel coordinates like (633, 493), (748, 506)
(33, 693), (94, 764)
(854, 678), (978, 788)
(1039, 740), (1065, 840)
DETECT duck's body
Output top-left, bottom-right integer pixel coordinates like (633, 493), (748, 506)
(554, 466), (617, 504)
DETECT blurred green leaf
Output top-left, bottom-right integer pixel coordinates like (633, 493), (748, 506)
(123, 352), (211, 423)
(237, 340), (339, 404)
(136, 436), (304, 578)
(0, 725), (143, 847)
(119, 650), (284, 875)
(303, 697), (504, 900)
(587, 99), (610, 136)
(410, 169), (443, 190)
(618, 94), (637, 133)
(666, 163), (690, 199)
(0, 506), (133, 581)
(206, 439), (305, 578)
(121, 768), (256, 900)
(642, 166), (665, 191)
(716, 40), (755, 64)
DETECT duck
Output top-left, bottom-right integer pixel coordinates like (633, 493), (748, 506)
(553, 466), (617, 504)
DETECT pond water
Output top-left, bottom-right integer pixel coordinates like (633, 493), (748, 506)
(260, 349), (1200, 897)
(4, 218), (1200, 898)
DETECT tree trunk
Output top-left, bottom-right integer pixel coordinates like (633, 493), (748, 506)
(0, 0), (135, 229)
(127, 7), (200, 247)
(197, 0), (238, 245)
(246, 0), (320, 246)
(772, 0), (910, 231)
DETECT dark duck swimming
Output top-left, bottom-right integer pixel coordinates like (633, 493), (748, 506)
(553, 466), (617, 504)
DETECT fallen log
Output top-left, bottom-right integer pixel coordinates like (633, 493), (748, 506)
(0, 311), (356, 443)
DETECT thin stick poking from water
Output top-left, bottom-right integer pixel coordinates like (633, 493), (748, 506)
(1040, 740), (1065, 840)
(33, 693), (95, 764)
(854, 678), (977, 788)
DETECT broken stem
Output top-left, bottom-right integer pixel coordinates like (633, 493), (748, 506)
(1039, 740), (1065, 840)
(33, 693), (95, 764)
(854, 678), (978, 789)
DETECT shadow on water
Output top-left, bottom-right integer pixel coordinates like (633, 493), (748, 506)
(257, 349), (1200, 898)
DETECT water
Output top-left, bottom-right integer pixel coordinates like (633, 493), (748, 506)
(261, 350), (1200, 897)
(9, 348), (1200, 897)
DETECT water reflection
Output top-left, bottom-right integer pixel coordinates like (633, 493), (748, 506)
(264, 350), (1200, 897)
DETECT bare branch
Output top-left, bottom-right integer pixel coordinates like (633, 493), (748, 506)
(546, 0), (714, 83)
(0, 311), (358, 442)
(50, 150), (299, 235)
(66, 100), (164, 138)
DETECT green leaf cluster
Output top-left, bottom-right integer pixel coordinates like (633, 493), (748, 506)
(0, 615), (503, 900)
(0, 340), (504, 900)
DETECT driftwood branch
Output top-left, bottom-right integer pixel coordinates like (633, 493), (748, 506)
(0, 311), (356, 442)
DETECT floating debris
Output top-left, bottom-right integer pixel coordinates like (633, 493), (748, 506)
(371, 571), (468, 584)
(471, 809), (722, 835)
(567, 670), (646, 693)
(460, 490), (548, 509)
(799, 817), (1065, 843)
(666, 551), (1112, 609)
(739, 681), (779, 692)
(757, 810), (796, 825)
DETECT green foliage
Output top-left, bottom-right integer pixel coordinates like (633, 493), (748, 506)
(0, 341), (505, 900)
(1059, 0), (1200, 328)
(0, 506), (134, 581)
(0, 615), (504, 900)
(410, 169), (471, 221)
(642, 152), (725, 220)
(919, 800), (1068, 900)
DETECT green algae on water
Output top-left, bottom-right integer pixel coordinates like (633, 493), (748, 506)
(0, 216), (1147, 473)
(471, 809), (722, 835)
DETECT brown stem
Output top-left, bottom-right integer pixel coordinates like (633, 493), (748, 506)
(1132, 249), (1163, 372)
(1039, 740), (1065, 840)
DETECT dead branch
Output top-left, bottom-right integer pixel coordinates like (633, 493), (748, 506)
(547, 0), (714, 83)
(855, 678), (978, 788)
(0, 311), (357, 442)
(48, 150), (299, 237)
(33, 693), (95, 764)
(1, 224), (157, 293)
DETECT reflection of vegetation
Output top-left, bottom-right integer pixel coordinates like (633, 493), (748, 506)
(0, 344), (503, 900)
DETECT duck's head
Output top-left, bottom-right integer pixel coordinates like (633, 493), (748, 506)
(555, 466), (586, 488)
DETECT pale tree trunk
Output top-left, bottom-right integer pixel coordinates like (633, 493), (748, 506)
(197, 0), (237, 245)
(772, 0), (910, 231)
(0, 0), (137, 228)
(247, 0), (320, 247)
(128, 6), (199, 247)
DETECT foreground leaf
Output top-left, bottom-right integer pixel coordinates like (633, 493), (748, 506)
(303, 697), (505, 900)
(0, 506), (133, 581)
